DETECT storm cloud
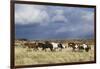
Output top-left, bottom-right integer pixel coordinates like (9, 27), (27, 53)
(15, 4), (94, 40)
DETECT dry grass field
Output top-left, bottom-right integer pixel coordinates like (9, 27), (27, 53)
(15, 40), (95, 66)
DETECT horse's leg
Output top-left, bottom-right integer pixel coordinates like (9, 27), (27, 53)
(59, 48), (62, 51)
(54, 47), (59, 52)
(33, 48), (35, 51)
(45, 48), (47, 52)
(42, 47), (47, 52)
(85, 47), (89, 52)
(53, 48), (56, 52)
(50, 47), (54, 52)
(72, 48), (75, 52)
(33, 47), (38, 51)
(42, 47), (45, 51)
(27, 47), (31, 52)
(36, 46), (39, 51)
(79, 47), (84, 52)
(78, 47), (81, 52)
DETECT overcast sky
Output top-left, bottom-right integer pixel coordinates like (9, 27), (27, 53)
(15, 4), (94, 40)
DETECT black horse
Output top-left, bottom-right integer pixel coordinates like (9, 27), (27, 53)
(37, 41), (53, 51)
(57, 43), (65, 51)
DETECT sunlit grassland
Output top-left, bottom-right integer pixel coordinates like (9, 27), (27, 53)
(15, 45), (94, 66)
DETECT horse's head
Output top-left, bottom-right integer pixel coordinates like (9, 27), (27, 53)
(68, 42), (75, 48)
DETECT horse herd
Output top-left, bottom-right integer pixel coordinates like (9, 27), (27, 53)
(15, 41), (91, 52)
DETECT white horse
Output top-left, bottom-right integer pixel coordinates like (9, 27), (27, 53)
(51, 42), (65, 51)
(75, 44), (78, 49)
(82, 44), (88, 49)
(51, 42), (58, 49)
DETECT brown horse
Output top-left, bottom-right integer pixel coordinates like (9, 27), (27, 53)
(24, 42), (39, 51)
(68, 42), (77, 51)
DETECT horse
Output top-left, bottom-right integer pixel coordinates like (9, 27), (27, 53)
(24, 42), (39, 51)
(37, 41), (54, 52)
(68, 42), (77, 51)
(78, 44), (91, 52)
(68, 42), (91, 52)
(37, 41), (65, 52)
(51, 42), (65, 51)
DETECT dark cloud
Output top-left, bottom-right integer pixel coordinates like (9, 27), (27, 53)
(15, 4), (94, 40)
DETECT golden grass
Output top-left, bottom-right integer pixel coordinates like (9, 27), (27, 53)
(15, 46), (94, 66)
